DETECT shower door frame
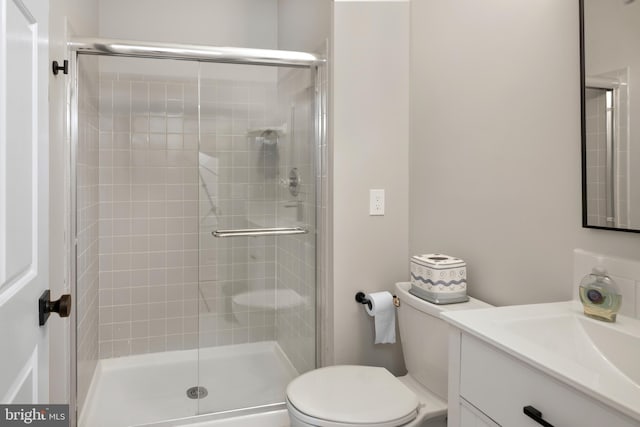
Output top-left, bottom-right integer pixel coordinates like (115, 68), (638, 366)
(67, 37), (328, 427)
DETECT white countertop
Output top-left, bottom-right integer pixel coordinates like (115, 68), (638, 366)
(442, 300), (640, 422)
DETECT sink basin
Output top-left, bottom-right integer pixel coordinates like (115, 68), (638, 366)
(501, 313), (640, 386)
(580, 316), (640, 385)
(442, 300), (640, 422)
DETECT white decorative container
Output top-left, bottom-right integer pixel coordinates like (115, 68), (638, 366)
(410, 254), (468, 304)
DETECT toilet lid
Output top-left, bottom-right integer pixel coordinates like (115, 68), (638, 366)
(286, 365), (419, 426)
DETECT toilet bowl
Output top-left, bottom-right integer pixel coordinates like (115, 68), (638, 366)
(286, 365), (419, 427)
(285, 282), (491, 427)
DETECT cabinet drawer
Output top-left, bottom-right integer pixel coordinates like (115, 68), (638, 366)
(460, 398), (500, 427)
(460, 334), (637, 427)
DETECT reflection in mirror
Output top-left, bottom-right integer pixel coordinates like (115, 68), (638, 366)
(582, 0), (640, 232)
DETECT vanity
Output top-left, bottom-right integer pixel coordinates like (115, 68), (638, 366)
(442, 301), (640, 427)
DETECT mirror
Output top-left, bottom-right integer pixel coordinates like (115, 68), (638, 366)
(581, 0), (640, 232)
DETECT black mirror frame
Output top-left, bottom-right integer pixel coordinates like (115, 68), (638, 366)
(579, 0), (640, 233)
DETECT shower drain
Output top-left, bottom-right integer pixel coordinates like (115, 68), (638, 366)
(186, 386), (208, 399)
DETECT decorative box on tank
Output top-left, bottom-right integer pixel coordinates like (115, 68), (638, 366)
(409, 254), (469, 304)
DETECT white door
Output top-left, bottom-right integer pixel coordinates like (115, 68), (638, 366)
(0, 0), (50, 403)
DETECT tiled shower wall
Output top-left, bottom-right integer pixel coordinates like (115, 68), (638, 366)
(97, 72), (201, 357)
(92, 60), (320, 372)
(97, 65), (286, 357)
(197, 70), (281, 347)
(76, 57), (100, 410)
(585, 87), (608, 227)
(612, 69), (630, 228)
(275, 68), (317, 374)
(585, 69), (630, 228)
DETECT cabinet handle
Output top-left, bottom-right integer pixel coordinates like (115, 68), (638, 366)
(523, 406), (555, 427)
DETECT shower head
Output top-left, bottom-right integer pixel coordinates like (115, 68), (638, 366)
(248, 125), (287, 147)
(258, 129), (278, 146)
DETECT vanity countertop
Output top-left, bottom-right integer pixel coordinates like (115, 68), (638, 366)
(442, 300), (640, 422)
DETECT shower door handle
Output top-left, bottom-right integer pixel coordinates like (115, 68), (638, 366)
(212, 227), (308, 238)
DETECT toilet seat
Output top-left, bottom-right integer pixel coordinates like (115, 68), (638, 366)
(286, 365), (419, 427)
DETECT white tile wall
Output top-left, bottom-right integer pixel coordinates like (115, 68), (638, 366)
(91, 60), (320, 371)
(76, 56), (100, 411)
(98, 72), (201, 357)
(585, 68), (630, 229)
(274, 68), (317, 374)
(96, 65), (293, 357)
(574, 249), (640, 319)
(585, 88), (609, 227)
(197, 68), (281, 348)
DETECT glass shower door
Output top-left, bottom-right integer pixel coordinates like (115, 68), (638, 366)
(75, 55), (202, 427)
(75, 52), (319, 426)
(197, 62), (317, 415)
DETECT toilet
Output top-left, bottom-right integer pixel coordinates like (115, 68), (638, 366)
(285, 282), (491, 427)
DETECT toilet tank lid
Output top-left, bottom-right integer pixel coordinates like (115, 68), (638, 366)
(286, 365), (418, 425)
(394, 282), (493, 317)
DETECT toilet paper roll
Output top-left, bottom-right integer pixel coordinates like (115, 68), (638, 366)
(365, 291), (396, 344)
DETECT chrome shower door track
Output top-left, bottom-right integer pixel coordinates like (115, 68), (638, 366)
(68, 37), (326, 68)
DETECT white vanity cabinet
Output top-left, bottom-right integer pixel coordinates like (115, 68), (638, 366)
(448, 331), (638, 427)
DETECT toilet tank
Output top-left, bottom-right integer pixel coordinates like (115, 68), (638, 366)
(394, 282), (491, 400)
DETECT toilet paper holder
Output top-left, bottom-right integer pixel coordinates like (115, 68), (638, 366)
(355, 291), (400, 309)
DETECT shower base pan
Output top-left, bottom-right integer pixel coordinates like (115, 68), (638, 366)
(79, 341), (298, 427)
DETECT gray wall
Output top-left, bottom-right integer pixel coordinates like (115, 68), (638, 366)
(332, 0), (410, 375)
(277, 0), (331, 52)
(410, 0), (640, 309)
(99, 0), (277, 48)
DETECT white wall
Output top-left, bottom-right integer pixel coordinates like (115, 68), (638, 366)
(98, 0), (277, 49)
(49, 0), (99, 404)
(97, 1), (279, 84)
(332, 0), (410, 375)
(410, 0), (640, 309)
(277, 0), (331, 53)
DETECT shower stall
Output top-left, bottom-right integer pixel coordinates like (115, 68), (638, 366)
(70, 39), (327, 427)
